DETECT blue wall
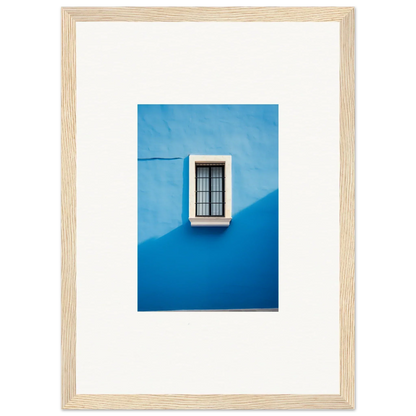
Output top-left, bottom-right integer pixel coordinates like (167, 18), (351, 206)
(138, 105), (278, 311)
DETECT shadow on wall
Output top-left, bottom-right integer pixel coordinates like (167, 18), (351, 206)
(138, 189), (279, 311)
(181, 156), (189, 224)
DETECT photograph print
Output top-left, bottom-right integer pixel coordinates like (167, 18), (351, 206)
(138, 105), (278, 311)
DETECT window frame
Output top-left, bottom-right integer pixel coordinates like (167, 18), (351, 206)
(189, 155), (232, 227)
(195, 164), (225, 218)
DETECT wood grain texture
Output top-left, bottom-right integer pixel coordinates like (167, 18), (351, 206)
(61, 8), (76, 409)
(339, 8), (356, 409)
(61, 7), (355, 410)
(63, 6), (353, 22)
(64, 394), (351, 410)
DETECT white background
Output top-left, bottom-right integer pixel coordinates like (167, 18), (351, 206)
(76, 21), (339, 394)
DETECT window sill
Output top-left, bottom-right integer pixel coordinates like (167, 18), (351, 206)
(189, 217), (232, 227)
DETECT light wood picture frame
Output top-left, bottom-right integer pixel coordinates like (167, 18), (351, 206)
(62, 7), (355, 410)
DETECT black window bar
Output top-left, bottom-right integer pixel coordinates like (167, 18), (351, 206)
(195, 164), (225, 217)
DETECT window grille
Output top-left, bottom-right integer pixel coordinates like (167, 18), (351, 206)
(196, 164), (225, 217)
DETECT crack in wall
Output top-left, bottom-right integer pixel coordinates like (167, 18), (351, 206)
(138, 157), (183, 161)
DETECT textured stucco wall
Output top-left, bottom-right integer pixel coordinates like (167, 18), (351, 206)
(138, 105), (278, 311)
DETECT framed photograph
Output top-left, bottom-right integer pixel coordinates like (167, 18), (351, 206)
(62, 7), (355, 409)
(137, 106), (279, 312)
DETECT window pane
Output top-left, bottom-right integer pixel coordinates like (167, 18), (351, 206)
(197, 203), (209, 216)
(211, 203), (223, 216)
(196, 191), (208, 203)
(212, 192), (223, 205)
(211, 166), (222, 177)
(197, 166), (209, 177)
(211, 178), (223, 193)
(196, 164), (224, 217)
(211, 166), (223, 216)
(196, 166), (210, 216)
(196, 178), (209, 193)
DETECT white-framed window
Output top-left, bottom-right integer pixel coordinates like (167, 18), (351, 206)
(189, 155), (232, 227)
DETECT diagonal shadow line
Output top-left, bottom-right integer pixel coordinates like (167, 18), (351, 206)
(138, 189), (279, 311)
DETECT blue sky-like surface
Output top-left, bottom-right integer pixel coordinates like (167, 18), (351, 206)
(138, 105), (278, 244)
